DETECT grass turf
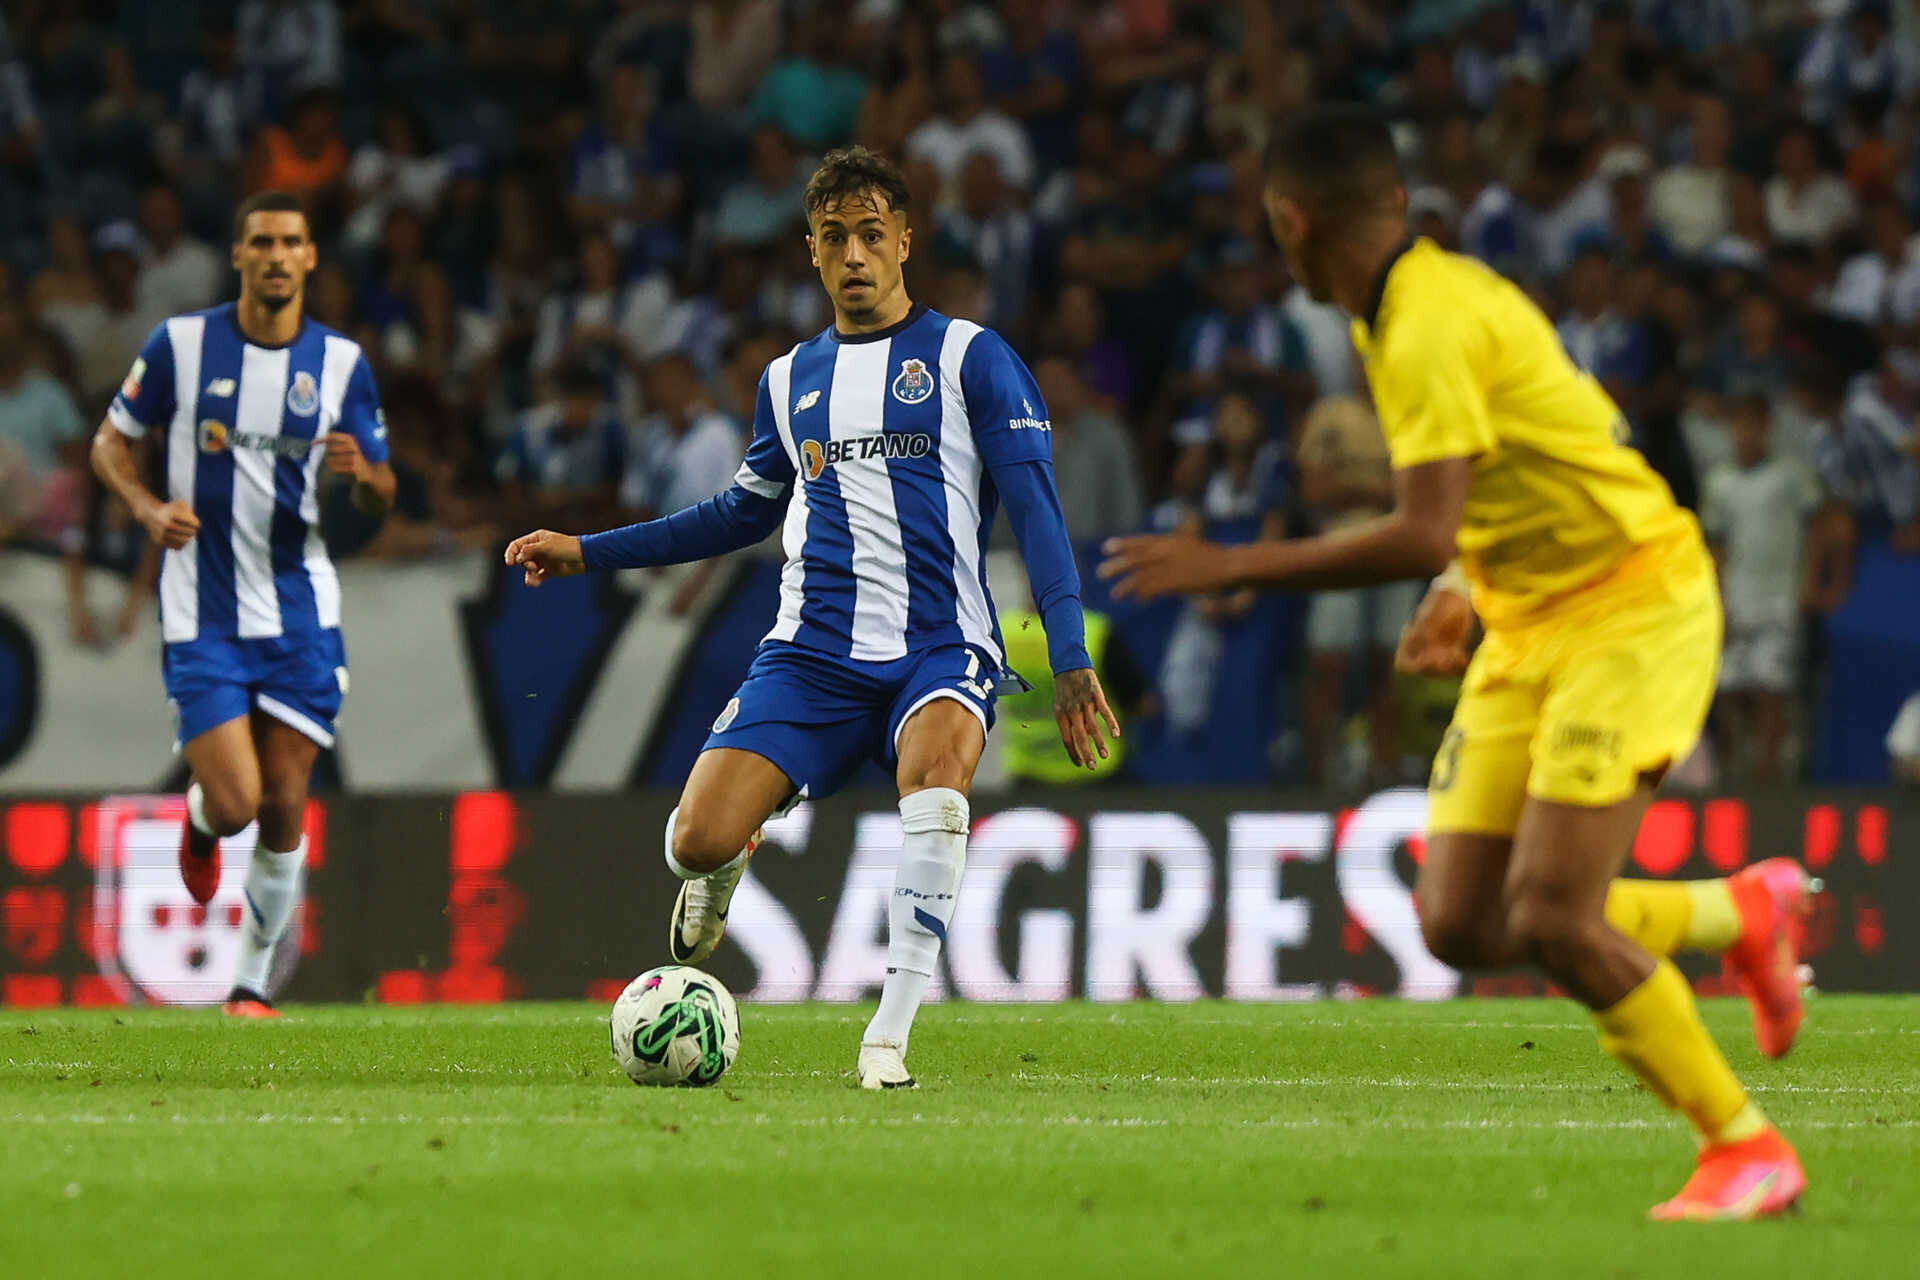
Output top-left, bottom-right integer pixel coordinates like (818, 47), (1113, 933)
(2, 997), (1916, 1279)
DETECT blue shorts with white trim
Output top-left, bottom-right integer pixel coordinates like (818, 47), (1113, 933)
(703, 641), (1000, 801)
(163, 629), (348, 749)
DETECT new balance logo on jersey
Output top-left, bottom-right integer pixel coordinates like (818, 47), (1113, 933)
(801, 432), (934, 480)
(793, 389), (821, 414)
(204, 378), (237, 397)
(198, 418), (316, 460)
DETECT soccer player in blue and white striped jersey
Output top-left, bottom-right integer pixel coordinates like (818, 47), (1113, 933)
(508, 147), (1117, 1088)
(91, 191), (396, 1017)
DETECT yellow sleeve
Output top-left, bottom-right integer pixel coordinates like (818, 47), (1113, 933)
(1371, 304), (1496, 470)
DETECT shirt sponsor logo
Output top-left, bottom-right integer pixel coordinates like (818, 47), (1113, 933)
(1008, 413), (1050, 431)
(800, 432), (934, 480)
(891, 358), (933, 405)
(199, 418), (316, 460)
(286, 370), (319, 417)
(204, 378), (237, 397)
(793, 389), (821, 414)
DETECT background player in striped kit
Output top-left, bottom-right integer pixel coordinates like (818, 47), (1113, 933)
(507, 147), (1117, 1088)
(90, 191), (396, 1017)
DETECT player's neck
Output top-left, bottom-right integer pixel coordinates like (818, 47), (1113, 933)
(235, 294), (304, 347)
(1331, 222), (1413, 319)
(834, 289), (914, 337)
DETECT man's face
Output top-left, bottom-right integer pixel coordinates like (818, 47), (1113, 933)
(808, 190), (911, 323)
(231, 211), (316, 313)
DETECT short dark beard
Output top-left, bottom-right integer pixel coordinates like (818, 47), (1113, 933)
(254, 289), (295, 313)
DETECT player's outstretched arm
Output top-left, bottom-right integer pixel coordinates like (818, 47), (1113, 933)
(504, 529), (587, 587)
(1100, 455), (1473, 600)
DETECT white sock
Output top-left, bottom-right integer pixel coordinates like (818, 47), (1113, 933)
(232, 837), (306, 996)
(186, 782), (215, 838)
(864, 788), (969, 1049)
(663, 807), (749, 880)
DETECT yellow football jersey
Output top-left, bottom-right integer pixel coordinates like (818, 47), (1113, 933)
(1350, 239), (1701, 627)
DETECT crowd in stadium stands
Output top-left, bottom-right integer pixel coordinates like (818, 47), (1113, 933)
(3, 0), (1920, 785)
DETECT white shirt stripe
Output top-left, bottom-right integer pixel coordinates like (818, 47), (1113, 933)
(308, 338), (357, 631)
(936, 319), (1000, 664)
(733, 461), (785, 499)
(159, 316), (204, 643)
(764, 349), (806, 645)
(830, 340), (912, 661)
(232, 345), (288, 637)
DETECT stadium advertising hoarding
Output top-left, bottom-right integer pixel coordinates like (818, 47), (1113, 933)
(0, 789), (1906, 1007)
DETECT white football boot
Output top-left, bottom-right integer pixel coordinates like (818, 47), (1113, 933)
(857, 1040), (917, 1090)
(668, 829), (760, 965)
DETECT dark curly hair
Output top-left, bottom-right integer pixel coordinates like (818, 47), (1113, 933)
(803, 145), (912, 225)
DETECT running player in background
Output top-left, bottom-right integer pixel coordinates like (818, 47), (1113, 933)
(91, 190), (395, 1018)
(1101, 106), (1812, 1221)
(508, 147), (1116, 1089)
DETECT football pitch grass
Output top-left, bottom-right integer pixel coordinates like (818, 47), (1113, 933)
(4, 998), (1917, 1279)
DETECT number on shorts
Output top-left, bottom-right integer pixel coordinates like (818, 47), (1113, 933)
(1430, 726), (1465, 792)
(960, 651), (994, 700)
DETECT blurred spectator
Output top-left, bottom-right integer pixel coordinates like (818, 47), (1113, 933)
(933, 154), (1035, 337)
(1805, 358), (1920, 546)
(496, 360), (630, 530)
(1829, 200), (1920, 328)
(1595, 146), (1673, 263)
(0, 295), (85, 546)
(81, 223), (156, 414)
(246, 88), (349, 226)
(981, 0), (1079, 171)
(1650, 93), (1736, 258)
(30, 214), (105, 374)
(712, 126), (808, 251)
(1032, 355), (1143, 543)
(624, 353), (743, 517)
(84, 44), (165, 177)
(856, 17), (936, 159)
(1702, 394), (1821, 781)
(1764, 122), (1858, 248)
(343, 103), (457, 260)
(1158, 392), (1285, 737)
(237, 0), (344, 119)
(747, 3), (869, 148)
(1169, 239), (1309, 442)
(1033, 108), (1119, 230)
(0, 33), (45, 197)
(1295, 394), (1418, 788)
(570, 62), (682, 271)
(1044, 281), (1133, 413)
(358, 207), (453, 383)
(162, 17), (246, 194)
(1796, 0), (1915, 125)
(135, 183), (224, 321)
(688, 0), (783, 116)
(906, 50), (1035, 207)
(1557, 246), (1650, 404)
(532, 231), (654, 412)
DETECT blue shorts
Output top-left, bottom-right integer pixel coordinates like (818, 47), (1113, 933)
(704, 642), (1000, 801)
(163, 630), (348, 749)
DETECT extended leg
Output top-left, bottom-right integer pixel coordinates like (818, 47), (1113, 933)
(224, 713), (320, 1014)
(666, 747), (795, 966)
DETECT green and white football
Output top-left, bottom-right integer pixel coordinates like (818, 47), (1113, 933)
(609, 965), (741, 1087)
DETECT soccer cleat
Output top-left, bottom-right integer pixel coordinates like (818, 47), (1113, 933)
(222, 988), (280, 1019)
(668, 829), (761, 965)
(857, 1040), (916, 1090)
(1648, 1128), (1806, 1222)
(1724, 859), (1822, 1059)
(179, 814), (220, 906)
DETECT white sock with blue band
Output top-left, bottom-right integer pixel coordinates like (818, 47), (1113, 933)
(864, 787), (970, 1050)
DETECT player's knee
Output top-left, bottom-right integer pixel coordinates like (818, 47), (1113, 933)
(1505, 892), (1602, 971)
(669, 803), (742, 874)
(1418, 903), (1500, 970)
(899, 751), (972, 796)
(199, 776), (261, 836)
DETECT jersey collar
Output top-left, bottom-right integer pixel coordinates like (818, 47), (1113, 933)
(832, 301), (927, 344)
(1361, 238), (1416, 330)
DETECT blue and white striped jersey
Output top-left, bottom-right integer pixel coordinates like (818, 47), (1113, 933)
(108, 303), (390, 646)
(581, 303), (1089, 674)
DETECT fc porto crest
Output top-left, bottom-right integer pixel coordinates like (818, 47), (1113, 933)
(285, 370), (319, 416)
(891, 357), (933, 405)
(712, 697), (741, 733)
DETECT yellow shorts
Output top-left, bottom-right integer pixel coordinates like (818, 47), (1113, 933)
(1427, 542), (1721, 836)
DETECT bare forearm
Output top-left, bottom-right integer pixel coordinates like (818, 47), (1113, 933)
(1223, 513), (1453, 591)
(90, 424), (158, 519)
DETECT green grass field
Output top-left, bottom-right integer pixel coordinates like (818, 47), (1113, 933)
(3, 997), (1917, 1279)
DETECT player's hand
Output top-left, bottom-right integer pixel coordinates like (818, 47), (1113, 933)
(1395, 583), (1475, 676)
(1054, 666), (1121, 771)
(504, 529), (587, 587)
(1098, 533), (1240, 602)
(324, 432), (370, 482)
(139, 498), (200, 550)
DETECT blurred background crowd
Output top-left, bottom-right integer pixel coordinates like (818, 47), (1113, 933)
(4, 0), (1920, 787)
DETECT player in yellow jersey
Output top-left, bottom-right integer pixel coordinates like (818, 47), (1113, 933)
(1102, 105), (1813, 1221)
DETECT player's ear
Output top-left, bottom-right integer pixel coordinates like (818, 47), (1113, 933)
(806, 234), (817, 268)
(897, 225), (911, 264)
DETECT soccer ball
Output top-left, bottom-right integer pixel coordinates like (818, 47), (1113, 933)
(609, 965), (741, 1087)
